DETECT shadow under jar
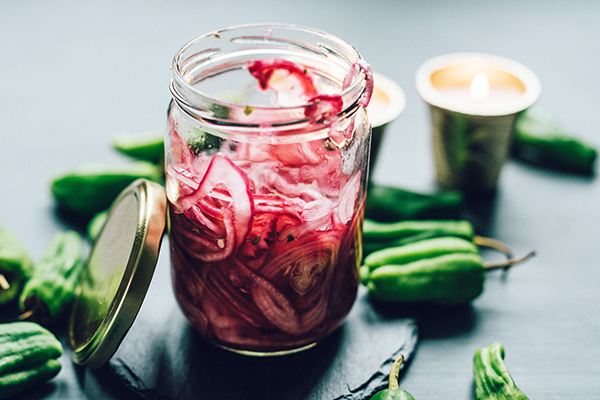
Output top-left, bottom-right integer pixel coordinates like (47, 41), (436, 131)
(166, 24), (373, 355)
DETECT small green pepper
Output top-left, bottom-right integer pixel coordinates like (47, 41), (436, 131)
(362, 219), (474, 256)
(363, 219), (474, 242)
(51, 161), (162, 219)
(112, 131), (164, 165)
(366, 252), (486, 305)
(364, 250), (534, 305)
(0, 223), (33, 306)
(364, 236), (479, 271)
(365, 184), (463, 223)
(473, 342), (529, 399)
(369, 354), (416, 400)
(0, 321), (62, 400)
(19, 231), (86, 325)
(513, 107), (597, 175)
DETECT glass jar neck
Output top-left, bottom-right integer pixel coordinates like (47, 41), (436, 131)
(170, 24), (369, 141)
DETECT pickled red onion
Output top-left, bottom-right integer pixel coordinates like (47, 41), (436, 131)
(336, 171), (361, 225)
(247, 58), (319, 99)
(342, 59), (374, 107)
(304, 94), (343, 123)
(176, 154), (254, 248)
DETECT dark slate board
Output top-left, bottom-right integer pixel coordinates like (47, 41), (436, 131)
(106, 248), (418, 400)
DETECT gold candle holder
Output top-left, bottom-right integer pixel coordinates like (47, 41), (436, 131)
(416, 53), (541, 194)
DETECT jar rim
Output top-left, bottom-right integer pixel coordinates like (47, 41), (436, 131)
(169, 23), (368, 132)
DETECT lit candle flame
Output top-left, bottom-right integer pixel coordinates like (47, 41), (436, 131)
(470, 73), (489, 100)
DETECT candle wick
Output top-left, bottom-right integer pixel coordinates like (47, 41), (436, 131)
(471, 73), (489, 99)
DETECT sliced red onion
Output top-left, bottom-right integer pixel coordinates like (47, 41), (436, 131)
(177, 154), (254, 249)
(342, 59), (374, 108)
(335, 171), (361, 225)
(235, 259), (303, 334)
(247, 58), (318, 99)
(170, 207), (236, 262)
(168, 116), (195, 165)
(304, 94), (343, 123)
(278, 212), (333, 243)
(256, 230), (342, 333)
(253, 194), (304, 219)
(238, 208), (302, 264)
(184, 204), (225, 236)
(205, 262), (274, 329)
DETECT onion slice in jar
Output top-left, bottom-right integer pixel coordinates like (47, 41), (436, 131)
(335, 172), (361, 225)
(258, 229), (341, 333)
(342, 59), (374, 107)
(174, 154), (254, 254)
(170, 207), (237, 262)
(167, 165), (200, 196)
(168, 116), (195, 165)
(236, 259), (303, 334)
(304, 94), (343, 123)
(247, 58), (319, 99)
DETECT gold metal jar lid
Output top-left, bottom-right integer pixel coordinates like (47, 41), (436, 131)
(68, 179), (167, 369)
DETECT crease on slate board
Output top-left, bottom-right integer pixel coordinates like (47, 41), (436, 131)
(334, 327), (419, 400)
(107, 359), (168, 400)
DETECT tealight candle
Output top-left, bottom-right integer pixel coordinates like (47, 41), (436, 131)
(416, 53), (541, 193)
(439, 73), (523, 107)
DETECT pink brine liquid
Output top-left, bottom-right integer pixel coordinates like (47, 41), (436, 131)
(166, 57), (371, 353)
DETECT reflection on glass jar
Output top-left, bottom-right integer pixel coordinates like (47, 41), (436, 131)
(165, 24), (372, 355)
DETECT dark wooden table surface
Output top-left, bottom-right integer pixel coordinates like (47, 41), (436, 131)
(1, 1), (599, 399)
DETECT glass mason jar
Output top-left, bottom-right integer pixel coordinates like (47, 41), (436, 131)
(165, 24), (372, 355)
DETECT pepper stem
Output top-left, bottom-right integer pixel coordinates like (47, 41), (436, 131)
(388, 353), (404, 390)
(18, 309), (34, 321)
(0, 273), (9, 291)
(483, 250), (536, 271)
(18, 295), (51, 325)
(473, 236), (514, 259)
(474, 236), (536, 271)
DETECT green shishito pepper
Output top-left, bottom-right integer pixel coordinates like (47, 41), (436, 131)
(363, 219), (474, 256)
(19, 231), (86, 325)
(473, 342), (529, 399)
(112, 131), (164, 164)
(364, 236), (479, 271)
(0, 223), (33, 306)
(51, 161), (162, 219)
(0, 321), (62, 400)
(366, 252), (486, 305)
(362, 233), (534, 305)
(365, 184), (464, 223)
(369, 354), (416, 400)
(513, 107), (597, 175)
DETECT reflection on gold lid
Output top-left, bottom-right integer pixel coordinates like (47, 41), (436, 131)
(69, 179), (167, 369)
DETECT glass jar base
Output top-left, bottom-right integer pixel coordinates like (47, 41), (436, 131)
(213, 340), (319, 357)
